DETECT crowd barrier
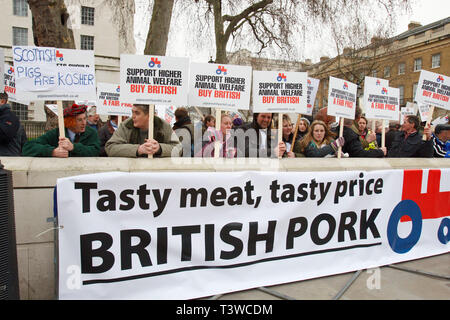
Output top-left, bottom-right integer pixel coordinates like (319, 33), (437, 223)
(0, 156), (448, 299)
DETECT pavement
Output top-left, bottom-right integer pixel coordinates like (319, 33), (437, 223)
(205, 253), (449, 300)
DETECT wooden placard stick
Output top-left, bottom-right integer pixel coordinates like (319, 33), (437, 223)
(338, 117), (344, 159)
(117, 115), (122, 126)
(381, 119), (386, 148)
(278, 113), (283, 159)
(148, 104), (155, 158)
(290, 114), (301, 153)
(57, 101), (65, 138)
(214, 108), (222, 158)
(422, 105), (434, 141)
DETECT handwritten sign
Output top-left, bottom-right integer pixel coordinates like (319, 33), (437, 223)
(327, 76), (357, 119)
(96, 82), (132, 116)
(252, 71), (307, 113)
(188, 63), (251, 111)
(13, 46), (96, 101)
(414, 70), (449, 110)
(306, 77), (320, 116)
(120, 54), (189, 105)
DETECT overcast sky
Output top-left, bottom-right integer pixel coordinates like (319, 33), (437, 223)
(134, 0), (450, 63)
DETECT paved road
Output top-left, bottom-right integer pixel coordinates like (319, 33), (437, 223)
(206, 253), (449, 300)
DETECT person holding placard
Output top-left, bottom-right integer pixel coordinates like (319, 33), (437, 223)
(22, 104), (100, 157)
(295, 117), (310, 140)
(235, 112), (285, 158)
(314, 108), (386, 158)
(353, 116), (378, 150)
(388, 115), (433, 158)
(294, 120), (344, 157)
(196, 113), (236, 158)
(105, 104), (182, 158)
(0, 92), (27, 156)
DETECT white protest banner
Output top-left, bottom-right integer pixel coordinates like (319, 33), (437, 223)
(120, 54), (189, 105)
(327, 76), (357, 119)
(0, 49), (4, 92)
(13, 46), (96, 101)
(363, 76), (389, 115)
(306, 77), (320, 116)
(96, 82), (132, 116)
(252, 71), (307, 113)
(415, 70), (450, 110)
(4, 64), (30, 105)
(189, 63), (251, 111)
(57, 169), (450, 300)
(365, 85), (400, 122)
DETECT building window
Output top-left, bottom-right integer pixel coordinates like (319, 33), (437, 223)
(413, 83), (418, 101)
(399, 85), (404, 105)
(371, 70), (377, 78)
(432, 54), (441, 68)
(81, 6), (95, 25)
(11, 102), (28, 121)
(80, 35), (94, 50)
(384, 66), (391, 78)
(12, 27), (28, 45)
(414, 58), (422, 72)
(398, 62), (405, 75)
(13, 0), (28, 16)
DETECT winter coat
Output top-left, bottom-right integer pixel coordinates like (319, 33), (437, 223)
(22, 126), (100, 157)
(105, 117), (181, 157)
(0, 103), (26, 156)
(388, 131), (433, 158)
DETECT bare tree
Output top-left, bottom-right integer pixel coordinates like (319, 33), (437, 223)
(144, 0), (175, 55)
(27, 0), (75, 48)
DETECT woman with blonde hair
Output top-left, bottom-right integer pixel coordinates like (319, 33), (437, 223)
(294, 120), (345, 157)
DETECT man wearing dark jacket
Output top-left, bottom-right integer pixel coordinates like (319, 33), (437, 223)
(0, 92), (27, 156)
(234, 112), (285, 158)
(388, 115), (433, 158)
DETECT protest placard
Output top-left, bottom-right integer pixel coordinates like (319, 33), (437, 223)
(363, 76), (389, 116)
(252, 71), (307, 113)
(120, 54), (189, 106)
(4, 64), (30, 105)
(414, 70), (450, 111)
(365, 85), (400, 122)
(400, 105), (417, 125)
(96, 82), (132, 117)
(306, 77), (320, 116)
(57, 168), (450, 300)
(13, 46), (96, 101)
(155, 105), (175, 126)
(327, 76), (357, 120)
(188, 63), (251, 111)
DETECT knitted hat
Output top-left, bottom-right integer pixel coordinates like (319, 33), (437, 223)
(64, 104), (87, 117)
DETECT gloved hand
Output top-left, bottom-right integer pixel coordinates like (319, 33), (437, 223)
(331, 136), (345, 151)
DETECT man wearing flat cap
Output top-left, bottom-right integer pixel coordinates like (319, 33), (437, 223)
(22, 103), (100, 157)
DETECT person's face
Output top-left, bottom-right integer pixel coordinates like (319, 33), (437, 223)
(206, 119), (215, 127)
(358, 118), (367, 132)
(299, 120), (307, 133)
(283, 120), (293, 137)
(437, 130), (450, 142)
(132, 106), (149, 129)
(312, 124), (326, 143)
(221, 116), (232, 135)
(88, 114), (98, 124)
(257, 113), (272, 129)
(401, 117), (414, 132)
(73, 113), (87, 133)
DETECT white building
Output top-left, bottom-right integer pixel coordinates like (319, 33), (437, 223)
(1, 0), (135, 121)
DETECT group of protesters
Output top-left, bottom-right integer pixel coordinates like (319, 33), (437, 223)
(0, 92), (449, 159)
